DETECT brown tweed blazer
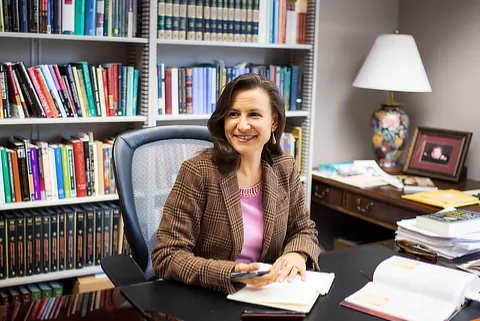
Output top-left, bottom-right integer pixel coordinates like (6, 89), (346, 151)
(151, 150), (321, 294)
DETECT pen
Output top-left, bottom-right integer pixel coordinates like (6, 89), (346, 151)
(359, 270), (373, 282)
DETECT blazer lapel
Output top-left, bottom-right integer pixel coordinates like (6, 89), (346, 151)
(219, 171), (244, 260)
(260, 160), (278, 260)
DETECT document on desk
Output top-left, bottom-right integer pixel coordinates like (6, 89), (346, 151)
(341, 255), (480, 321)
(226, 270), (335, 313)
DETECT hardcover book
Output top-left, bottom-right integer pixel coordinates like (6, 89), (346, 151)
(416, 209), (480, 237)
(341, 256), (480, 321)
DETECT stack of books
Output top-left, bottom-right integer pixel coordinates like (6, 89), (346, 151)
(396, 208), (480, 259)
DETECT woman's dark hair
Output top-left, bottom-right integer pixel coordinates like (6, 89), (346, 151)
(207, 73), (286, 173)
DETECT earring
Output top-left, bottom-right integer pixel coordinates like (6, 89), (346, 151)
(271, 131), (277, 144)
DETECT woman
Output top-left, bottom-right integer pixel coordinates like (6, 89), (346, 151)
(151, 73), (320, 294)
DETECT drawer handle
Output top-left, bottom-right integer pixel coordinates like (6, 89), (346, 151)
(356, 198), (374, 213)
(314, 186), (330, 199)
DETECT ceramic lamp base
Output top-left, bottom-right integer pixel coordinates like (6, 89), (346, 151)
(371, 104), (409, 170)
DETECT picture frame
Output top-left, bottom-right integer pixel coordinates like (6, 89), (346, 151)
(403, 126), (472, 182)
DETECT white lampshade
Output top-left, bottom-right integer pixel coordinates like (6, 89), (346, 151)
(353, 34), (432, 92)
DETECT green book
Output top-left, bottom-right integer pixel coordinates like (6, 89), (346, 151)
(48, 281), (63, 297)
(26, 284), (41, 301)
(37, 282), (52, 299)
(0, 147), (11, 203)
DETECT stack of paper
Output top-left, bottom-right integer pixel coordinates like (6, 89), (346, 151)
(227, 269), (335, 313)
(396, 218), (480, 259)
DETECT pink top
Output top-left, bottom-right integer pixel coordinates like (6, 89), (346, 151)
(236, 182), (264, 264)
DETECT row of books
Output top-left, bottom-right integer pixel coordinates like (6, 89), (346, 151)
(0, 0), (139, 37)
(0, 61), (139, 119)
(0, 288), (123, 320)
(0, 201), (130, 279)
(1, 281), (64, 305)
(281, 126), (302, 171)
(0, 134), (116, 205)
(157, 0), (308, 44)
(156, 61), (302, 115)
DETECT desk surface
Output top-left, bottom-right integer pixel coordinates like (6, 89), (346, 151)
(121, 245), (480, 321)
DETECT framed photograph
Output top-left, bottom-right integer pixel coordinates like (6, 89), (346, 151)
(403, 126), (472, 182)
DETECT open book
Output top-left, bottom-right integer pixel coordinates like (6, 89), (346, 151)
(227, 265), (335, 313)
(341, 256), (480, 321)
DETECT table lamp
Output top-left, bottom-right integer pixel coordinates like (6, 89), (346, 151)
(353, 30), (432, 172)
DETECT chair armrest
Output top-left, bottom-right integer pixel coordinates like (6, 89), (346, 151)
(101, 254), (148, 287)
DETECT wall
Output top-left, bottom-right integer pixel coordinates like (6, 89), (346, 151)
(398, 0), (480, 180)
(312, 0), (398, 168)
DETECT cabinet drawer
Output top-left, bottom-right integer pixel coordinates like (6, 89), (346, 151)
(344, 193), (418, 227)
(312, 182), (342, 206)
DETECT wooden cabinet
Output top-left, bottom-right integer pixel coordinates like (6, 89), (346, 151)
(311, 173), (480, 231)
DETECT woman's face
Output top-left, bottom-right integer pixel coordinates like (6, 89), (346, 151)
(224, 88), (277, 157)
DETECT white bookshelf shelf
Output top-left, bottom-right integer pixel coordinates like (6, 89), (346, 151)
(0, 116), (147, 125)
(0, 32), (148, 43)
(0, 194), (119, 211)
(156, 114), (211, 121)
(156, 39), (312, 50)
(286, 110), (310, 117)
(156, 111), (309, 122)
(0, 266), (104, 288)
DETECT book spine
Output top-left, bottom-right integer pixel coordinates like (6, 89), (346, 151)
(94, 207), (103, 265)
(25, 215), (34, 276)
(50, 212), (58, 272)
(33, 214), (42, 274)
(85, 208), (94, 266)
(7, 215), (16, 277)
(65, 210), (75, 270)
(58, 210), (65, 271)
(103, 207), (111, 257)
(75, 209), (85, 269)
(42, 213), (50, 273)
(16, 215), (25, 277)
(111, 205), (120, 255)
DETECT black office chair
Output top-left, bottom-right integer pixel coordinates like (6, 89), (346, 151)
(101, 125), (213, 287)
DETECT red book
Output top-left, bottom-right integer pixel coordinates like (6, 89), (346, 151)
(164, 70), (172, 115)
(27, 67), (54, 118)
(64, 138), (87, 197)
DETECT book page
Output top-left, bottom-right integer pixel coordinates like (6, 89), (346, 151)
(373, 256), (480, 307)
(342, 282), (457, 321)
(227, 271), (335, 313)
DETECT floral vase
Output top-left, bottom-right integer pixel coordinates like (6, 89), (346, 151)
(371, 104), (409, 169)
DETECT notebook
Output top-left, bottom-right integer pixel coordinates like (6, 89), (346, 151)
(227, 266), (335, 313)
(341, 255), (480, 321)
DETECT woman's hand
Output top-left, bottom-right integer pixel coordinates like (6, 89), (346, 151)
(231, 262), (276, 288)
(271, 252), (307, 283)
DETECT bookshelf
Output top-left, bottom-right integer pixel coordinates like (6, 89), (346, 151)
(0, 0), (320, 287)
(149, 0), (320, 205)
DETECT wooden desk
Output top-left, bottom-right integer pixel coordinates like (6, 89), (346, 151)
(310, 173), (480, 250)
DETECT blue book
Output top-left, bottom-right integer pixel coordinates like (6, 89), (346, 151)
(290, 65), (299, 111)
(84, 0), (97, 35)
(52, 145), (65, 199)
(133, 69), (139, 116)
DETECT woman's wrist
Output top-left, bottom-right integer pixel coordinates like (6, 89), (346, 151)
(296, 252), (307, 262)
